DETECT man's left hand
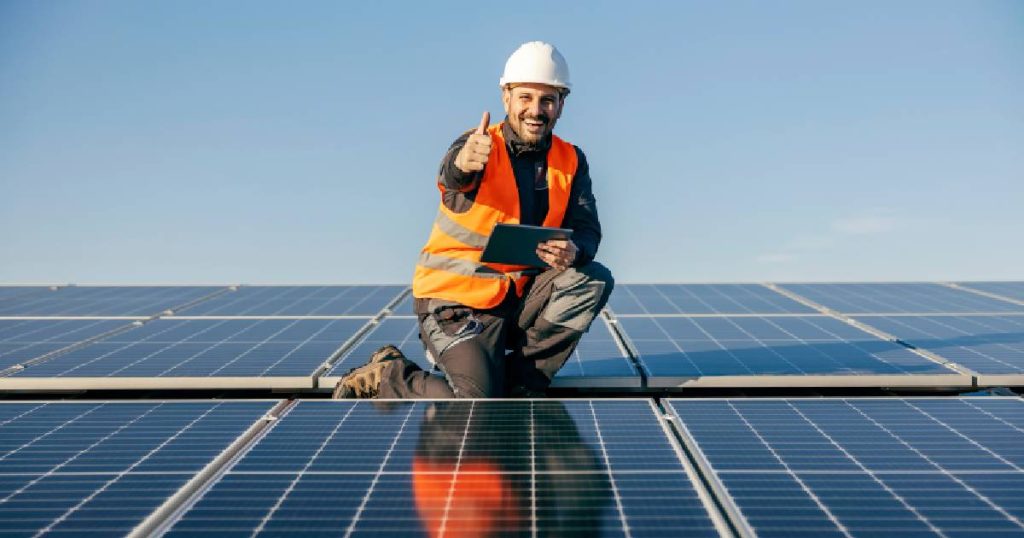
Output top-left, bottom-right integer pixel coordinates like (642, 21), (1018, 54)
(536, 239), (577, 271)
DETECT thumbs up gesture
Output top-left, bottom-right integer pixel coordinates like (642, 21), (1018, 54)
(454, 111), (492, 174)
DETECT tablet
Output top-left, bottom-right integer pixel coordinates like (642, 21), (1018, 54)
(480, 223), (573, 267)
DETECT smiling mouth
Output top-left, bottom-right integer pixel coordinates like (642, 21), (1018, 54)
(523, 118), (546, 130)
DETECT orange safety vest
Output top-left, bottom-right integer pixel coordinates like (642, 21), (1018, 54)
(412, 123), (578, 309)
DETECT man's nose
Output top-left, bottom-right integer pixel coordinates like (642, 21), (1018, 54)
(527, 100), (543, 118)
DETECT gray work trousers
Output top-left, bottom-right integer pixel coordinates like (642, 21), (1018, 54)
(378, 261), (614, 399)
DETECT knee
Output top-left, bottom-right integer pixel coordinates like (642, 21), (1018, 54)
(543, 262), (615, 332)
(557, 261), (614, 306)
(444, 372), (496, 398)
(436, 339), (503, 398)
(577, 261), (614, 303)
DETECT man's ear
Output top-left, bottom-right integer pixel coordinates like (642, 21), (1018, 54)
(502, 87), (511, 115)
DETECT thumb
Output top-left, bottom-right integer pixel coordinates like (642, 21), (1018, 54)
(475, 111), (490, 135)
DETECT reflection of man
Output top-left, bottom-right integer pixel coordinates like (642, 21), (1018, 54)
(411, 401), (610, 537)
(334, 42), (613, 399)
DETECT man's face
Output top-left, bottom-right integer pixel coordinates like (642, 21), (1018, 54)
(502, 83), (564, 145)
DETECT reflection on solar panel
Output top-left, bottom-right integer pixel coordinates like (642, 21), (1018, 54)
(0, 401), (273, 536)
(320, 316), (639, 388)
(2, 318), (369, 389)
(161, 400), (723, 537)
(176, 285), (406, 316)
(0, 319), (132, 371)
(0, 286), (52, 301)
(853, 315), (1024, 384)
(0, 286), (225, 317)
(669, 398), (1024, 538)
(957, 282), (1024, 303)
(609, 283), (816, 315)
(777, 282), (1022, 314)
(619, 316), (967, 387)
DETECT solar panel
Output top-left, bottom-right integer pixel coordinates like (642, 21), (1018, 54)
(320, 316), (639, 389)
(0, 286), (53, 302)
(0, 286), (226, 317)
(389, 292), (416, 315)
(776, 282), (1023, 314)
(0, 318), (370, 390)
(668, 397), (1024, 537)
(852, 314), (1024, 386)
(320, 317), (430, 386)
(159, 400), (725, 537)
(0, 319), (133, 372)
(618, 315), (969, 387)
(608, 283), (817, 315)
(557, 317), (639, 387)
(0, 400), (274, 536)
(175, 285), (406, 316)
(956, 282), (1024, 304)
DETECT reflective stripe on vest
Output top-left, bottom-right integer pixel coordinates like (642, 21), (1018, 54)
(412, 122), (578, 309)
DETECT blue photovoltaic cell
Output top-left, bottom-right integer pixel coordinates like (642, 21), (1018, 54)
(389, 292), (416, 316)
(0, 286), (225, 317)
(324, 316), (638, 387)
(163, 400), (720, 537)
(326, 317), (430, 375)
(177, 285), (406, 316)
(618, 316), (956, 381)
(0, 286), (52, 301)
(957, 281), (1024, 303)
(608, 284), (816, 315)
(670, 398), (1024, 538)
(853, 315), (1024, 375)
(0, 401), (273, 536)
(557, 317), (638, 385)
(777, 282), (1023, 314)
(10, 318), (369, 378)
(0, 319), (131, 371)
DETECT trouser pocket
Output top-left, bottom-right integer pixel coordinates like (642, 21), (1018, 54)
(542, 270), (606, 332)
(420, 307), (484, 358)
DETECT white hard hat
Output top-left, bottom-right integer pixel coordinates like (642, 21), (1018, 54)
(499, 41), (571, 91)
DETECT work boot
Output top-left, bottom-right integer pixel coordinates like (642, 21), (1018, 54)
(332, 345), (405, 399)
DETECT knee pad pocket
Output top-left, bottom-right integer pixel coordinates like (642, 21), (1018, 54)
(542, 269), (606, 332)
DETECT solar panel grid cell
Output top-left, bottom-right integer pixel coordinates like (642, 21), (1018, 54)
(176, 286), (406, 316)
(777, 283), (1023, 314)
(0, 401), (274, 537)
(0, 287), (52, 302)
(162, 400), (722, 537)
(324, 318), (429, 380)
(608, 284), (816, 315)
(957, 282), (1024, 304)
(619, 316), (960, 386)
(0, 319), (132, 371)
(0, 287), (225, 317)
(7, 319), (368, 380)
(669, 398), (1024, 538)
(852, 315), (1024, 377)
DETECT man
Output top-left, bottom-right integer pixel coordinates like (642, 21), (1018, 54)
(334, 41), (613, 399)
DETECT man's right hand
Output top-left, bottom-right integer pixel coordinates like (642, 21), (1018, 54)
(454, 111), (492, 174)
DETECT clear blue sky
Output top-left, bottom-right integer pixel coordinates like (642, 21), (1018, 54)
(2, 1), (1022, 284)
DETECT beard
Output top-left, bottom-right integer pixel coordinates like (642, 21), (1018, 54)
(511, 112), (555, 148)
